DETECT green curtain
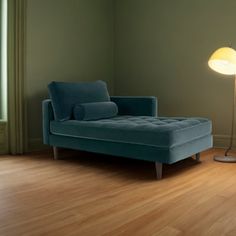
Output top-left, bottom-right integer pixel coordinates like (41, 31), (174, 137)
(7, 0), (26, 154)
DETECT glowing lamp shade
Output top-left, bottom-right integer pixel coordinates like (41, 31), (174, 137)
(208, 47), (236, 75)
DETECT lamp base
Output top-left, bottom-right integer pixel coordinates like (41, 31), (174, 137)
(214, 155), (236, 163)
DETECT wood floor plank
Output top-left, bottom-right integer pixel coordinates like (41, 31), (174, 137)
(0, 148), (236, 235)
(152, 226), (182, 236)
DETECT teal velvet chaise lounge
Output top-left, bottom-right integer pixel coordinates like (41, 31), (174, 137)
(43, 80), (212, 179)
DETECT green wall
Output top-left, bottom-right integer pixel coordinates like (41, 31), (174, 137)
(26, 0), (236, 150)
(26, 0), (114, 150)
(114, 0), (236, 147)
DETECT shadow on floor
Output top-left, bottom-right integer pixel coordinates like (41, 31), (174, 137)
(30, 149), (201, 181)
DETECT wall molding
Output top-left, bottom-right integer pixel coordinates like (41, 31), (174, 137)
(0, 121), (8, 154)
(28, 138), (48, 152)
(26, 134), (232, 153)
(213, 134), (236, 148)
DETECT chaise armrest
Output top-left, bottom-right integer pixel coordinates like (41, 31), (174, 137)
(42, 99), (54, 144)
(110, 96), (157, 116)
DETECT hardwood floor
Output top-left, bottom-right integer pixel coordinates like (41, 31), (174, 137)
(0, 148), (236, 236)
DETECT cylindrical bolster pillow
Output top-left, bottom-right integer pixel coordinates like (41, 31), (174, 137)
(73, 101), (118, 121)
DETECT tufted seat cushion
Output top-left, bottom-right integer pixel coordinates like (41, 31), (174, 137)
(50, 116), (212, 148)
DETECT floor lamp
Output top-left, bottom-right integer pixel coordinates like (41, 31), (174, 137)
(208, 47), (236, 162)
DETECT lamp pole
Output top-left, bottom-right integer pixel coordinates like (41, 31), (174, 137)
(214, 74), (236, 162)
(225, 75), (236, 156)
(209, 47), (236, 162)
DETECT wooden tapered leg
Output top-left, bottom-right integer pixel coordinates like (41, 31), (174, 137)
(53, 147), (59, 160)
(155, 162), (163, 180)
(195, 153), (200, 162)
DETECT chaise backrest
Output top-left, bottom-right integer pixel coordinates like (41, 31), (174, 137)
(48, 80), (110, 121)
